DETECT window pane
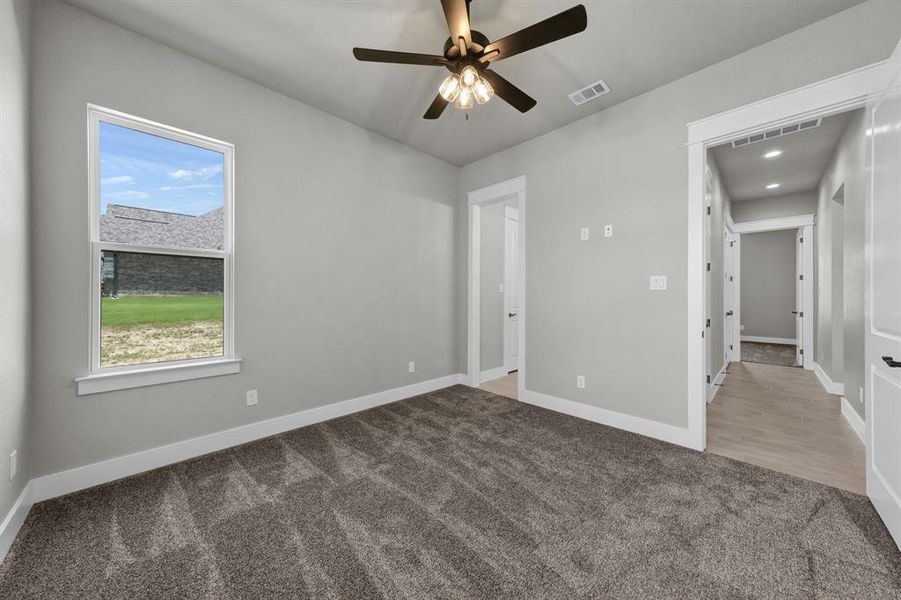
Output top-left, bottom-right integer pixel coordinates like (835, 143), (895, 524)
(99, 122), (225, 250)
(100, 251), (224, 368)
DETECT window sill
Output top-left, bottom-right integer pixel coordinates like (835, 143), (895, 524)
(76, 358), (242, 395)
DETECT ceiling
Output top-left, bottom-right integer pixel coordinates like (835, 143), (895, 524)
(710, 111), (855, 202)
(64, 0), (864, 166)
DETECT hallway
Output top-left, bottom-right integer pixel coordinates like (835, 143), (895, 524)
(707, 362), (865, 494)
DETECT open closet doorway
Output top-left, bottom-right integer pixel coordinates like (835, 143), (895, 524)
(467, 177), (526, 401)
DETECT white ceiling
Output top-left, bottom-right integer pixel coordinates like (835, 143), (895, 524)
(710, 110), (855, 202)
(64, 0), (864, 166)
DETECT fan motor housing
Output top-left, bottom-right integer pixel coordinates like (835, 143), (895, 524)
(443, 30), (489, 62)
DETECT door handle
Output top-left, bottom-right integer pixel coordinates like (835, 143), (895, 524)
(882, 356), (901, 368)
(508, 312), (518, 318)
(725, 311), (734, 317)
(791, 311), (798, 315)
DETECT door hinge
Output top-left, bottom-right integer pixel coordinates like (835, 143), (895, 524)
(800, 237), (804, 243)
(730, 241), (734, 247)
(707, 206), (711, 215)
(729, 276), (733, 282)
(707, 262), (711, 271)
(707, 375), (711, 384)
(701, 331), (705, 338)
(800, 348), (804, 355)
(730, 344), (733, 350)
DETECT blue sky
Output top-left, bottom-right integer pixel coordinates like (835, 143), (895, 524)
(99, 122), (224, 216)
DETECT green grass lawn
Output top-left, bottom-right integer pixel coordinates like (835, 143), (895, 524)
(101, 295), (223, 328)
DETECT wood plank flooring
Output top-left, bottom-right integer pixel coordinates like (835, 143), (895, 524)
(479, 372), (517, 400)
(707, 361), (865, 494)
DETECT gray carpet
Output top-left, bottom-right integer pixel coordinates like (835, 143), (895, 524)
(742, 341), (800, 367)
(1, 385), (899, 599)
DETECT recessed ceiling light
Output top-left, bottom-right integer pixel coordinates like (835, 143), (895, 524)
(766, 183), (780, 190)
(764, 150), (782, 158)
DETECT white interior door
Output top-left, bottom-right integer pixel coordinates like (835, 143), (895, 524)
(795, 229), (804, 365)
(723, 234), (736, 363)
(866, 40), (901, 549)
(503, 207), (520, 372)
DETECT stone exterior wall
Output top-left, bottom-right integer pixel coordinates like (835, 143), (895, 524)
(102, 252), (223, 296)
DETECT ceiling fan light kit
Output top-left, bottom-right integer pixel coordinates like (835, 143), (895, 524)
(353, 0), (588, 120)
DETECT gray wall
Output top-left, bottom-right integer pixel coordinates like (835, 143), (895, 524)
(730, 192), (817, 222)
(816, 108), (868, 418)
(0, 0), (33, 522)
(29, 0), (459, 477)
(706, 155), (729, 377)
(740, 230), (798, 340)
(458, 0), (900, 429)
(480, 201), (505, 372)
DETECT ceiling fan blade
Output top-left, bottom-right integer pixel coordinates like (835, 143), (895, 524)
(479, 70), (537, 113)
(353, 47), (448, 66)
(480, 70), (537, 113)
(482, 4), (587, 63)
(424, 94), (449, 119)
(441, 0), (472, 48)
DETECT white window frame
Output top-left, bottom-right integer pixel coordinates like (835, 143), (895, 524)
(76, 104), (239, 395)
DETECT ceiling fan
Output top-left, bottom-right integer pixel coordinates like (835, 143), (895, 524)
(352, 0), (588, 119)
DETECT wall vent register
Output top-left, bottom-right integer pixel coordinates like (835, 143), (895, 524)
(730, 118), (822, 148)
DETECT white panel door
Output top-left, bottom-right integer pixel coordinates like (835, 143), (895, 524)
(723, 234), (737, 363)
(796, 229), (804, 365)
(503, 208), (520, 372)
(867, 40), (901, 549)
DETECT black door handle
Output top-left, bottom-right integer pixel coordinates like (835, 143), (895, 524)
(882, 356), (901, 368)
(508, 312), (517, 318)
(791, 311), (798, 315)
(725, 311), (734, 317)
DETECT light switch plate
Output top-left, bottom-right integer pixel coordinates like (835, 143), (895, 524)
(246, 389), (258, 406)
(649, 275), (667, 290)
(580, 227), (590, 241)
(408, 361), (415, 373)
(604, 224), (613, 238)
(576, 375), (586, 389)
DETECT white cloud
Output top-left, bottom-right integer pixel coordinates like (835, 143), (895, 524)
(101, 175), (135, 185)
(169, 164), (223, 182)
(106, 190), (149, 200)
(160, 183), (220, 191)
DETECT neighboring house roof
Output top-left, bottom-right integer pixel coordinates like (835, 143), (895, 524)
(99, 205), (224, 250)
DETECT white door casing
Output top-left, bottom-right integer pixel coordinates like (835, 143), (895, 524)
(866, 40), (901, 550)
(723, 233), (739, 364)
(796, 229), (804, 366)
(504, 207), (520, 373)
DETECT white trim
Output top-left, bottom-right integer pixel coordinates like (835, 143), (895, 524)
(467, 176), (527, 400)
(0, 482), (32, 565)
(731, 214), (815, 233)
(687, 61), (886, 451)
(707, 361), (728, 403)
(33, 374), (465, 503)
(686, 60), (889, 145)
(725, 210), (736, 234)
(741, 336), (796, 345)
(813, 361), (845, 396)
(841, 397), (866, 444)
(86, 104), (236, 379)
(520, 389), (695, 449)
(480, 366), (508, 383)
(467, 175), (526, 205)
(801, 224), (815, 369)
(76, 357), (242, 395)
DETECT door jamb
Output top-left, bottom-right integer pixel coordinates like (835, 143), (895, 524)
(467, 176), (526, 402)
(686, 59), (889, 451)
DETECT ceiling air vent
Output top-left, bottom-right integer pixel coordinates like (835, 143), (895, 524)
(730, 118), (822, 148)
(569, 80), (610, 106)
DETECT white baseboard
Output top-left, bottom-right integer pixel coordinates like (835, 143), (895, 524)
(31, 373), (465, 504)
(841, 397), (866, 444)
(519, 388), (695, 449)
(812, 361), (844, 396)
(740, 335), (796, 345)
(707, 362), (729, 403)
(0, 482), (32, 565)
(479, 366), (508, 383)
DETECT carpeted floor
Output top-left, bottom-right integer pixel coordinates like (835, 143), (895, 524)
(1, 385), (899, 599)
(741, 341), (799, 367)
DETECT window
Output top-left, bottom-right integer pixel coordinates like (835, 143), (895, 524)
(79, 105), (237, 393)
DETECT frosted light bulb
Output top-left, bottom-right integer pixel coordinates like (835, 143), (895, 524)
(473, 78), (494, 104)
(460, 65), (479, 88)
(438, 73), (461, 102)
(455, 87), (473, 109)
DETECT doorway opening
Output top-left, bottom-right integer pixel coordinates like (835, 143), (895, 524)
(467, 176), (526, 401)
